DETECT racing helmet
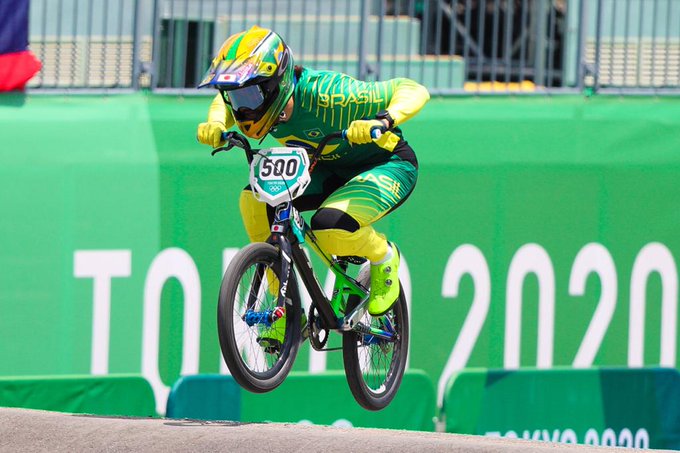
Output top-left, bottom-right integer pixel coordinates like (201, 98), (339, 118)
(198, 26), (295, 139)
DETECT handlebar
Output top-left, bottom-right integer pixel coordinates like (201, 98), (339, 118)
(212, 125), (386, 171)
(340, 127), (383, 140)
(211, 131), (251, 154)
(308, 126), (384, 172)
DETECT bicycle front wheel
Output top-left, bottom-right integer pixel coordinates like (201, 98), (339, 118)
(342, 267), (409, 410)
(217, 242), (301, 393)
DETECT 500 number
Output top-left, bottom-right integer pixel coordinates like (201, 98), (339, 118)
(260, 157), (299, 179)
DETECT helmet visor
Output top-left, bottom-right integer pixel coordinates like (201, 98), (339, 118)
(224, 85), (266, 110)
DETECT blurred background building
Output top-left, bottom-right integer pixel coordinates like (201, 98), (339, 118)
(27, 0), (680, 94)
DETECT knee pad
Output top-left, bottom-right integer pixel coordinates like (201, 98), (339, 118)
(311, 208), (360, 232)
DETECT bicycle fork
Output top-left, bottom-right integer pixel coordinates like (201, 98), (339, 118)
(241, 234), (294, 328)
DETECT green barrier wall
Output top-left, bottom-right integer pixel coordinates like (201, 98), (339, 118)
(166, 374), (241, 421)
(1, 93), (680, 416)
(166, 371), (436, 431)
(240, 370), (435, 430)
(442, 367), (680, 449)
(0, 375), (156, 417)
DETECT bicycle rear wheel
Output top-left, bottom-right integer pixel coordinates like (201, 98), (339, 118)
(217, 242), (301, 393)
(342, 267), (409, 410)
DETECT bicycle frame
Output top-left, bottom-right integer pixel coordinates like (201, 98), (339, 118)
(266, 199), (364, 323)
(216, 130), (397, 342)
(265, 201), (398, 343)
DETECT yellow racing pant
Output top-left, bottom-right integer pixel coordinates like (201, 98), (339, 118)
(240, 155), (417, 262)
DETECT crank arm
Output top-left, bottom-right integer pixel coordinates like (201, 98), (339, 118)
(339, 294), (370, 331)
(354, 322), (396, 342)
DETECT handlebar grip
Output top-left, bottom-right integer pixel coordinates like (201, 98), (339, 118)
(221, 131), (229, 141)
(340, 127), (385, 141)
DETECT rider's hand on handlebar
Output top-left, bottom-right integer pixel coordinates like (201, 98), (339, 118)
(346, 119), (399, 151)
(374, 130), (400, 152)
(197, 121), (227, 148)
(346, 119), (386, 145)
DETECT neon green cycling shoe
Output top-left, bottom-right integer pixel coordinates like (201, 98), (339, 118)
(367, 243), (400, 317)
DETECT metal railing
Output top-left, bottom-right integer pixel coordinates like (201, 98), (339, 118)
(587, 0), (680, 94)
(28, 0), (146, 91)
(26, 0), (680, 95)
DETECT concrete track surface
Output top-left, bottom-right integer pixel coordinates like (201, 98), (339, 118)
(0, 408), (667, 453)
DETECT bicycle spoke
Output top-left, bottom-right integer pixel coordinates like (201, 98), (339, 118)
(230, 261), (282, 374)
(353, 311), (399, 392)
(218, 242), (301, 393)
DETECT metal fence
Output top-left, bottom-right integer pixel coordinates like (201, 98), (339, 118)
(587, 0), (680, 93)
(27, 0), (680, 94)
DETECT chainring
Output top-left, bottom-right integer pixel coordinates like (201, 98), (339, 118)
(308, 302), (330, 351)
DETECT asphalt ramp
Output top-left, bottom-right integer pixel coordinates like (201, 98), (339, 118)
(0, 408), (667, 452)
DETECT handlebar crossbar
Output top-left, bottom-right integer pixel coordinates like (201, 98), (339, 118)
(212, 126), (386, 172)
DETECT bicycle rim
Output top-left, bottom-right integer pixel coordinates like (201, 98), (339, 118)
(343, 276), (409, 410)
(218, 243), (300, 392)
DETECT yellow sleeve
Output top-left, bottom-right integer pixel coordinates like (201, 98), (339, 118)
(207, 93), (235, 128)
(385, 78), (430, 126)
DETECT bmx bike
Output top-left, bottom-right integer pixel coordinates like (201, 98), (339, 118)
(213, 129), (408, 410)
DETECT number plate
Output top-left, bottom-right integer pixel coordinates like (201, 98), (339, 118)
(249, 147), (311, 206)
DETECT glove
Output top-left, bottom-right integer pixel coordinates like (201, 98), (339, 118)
(374, 130), (400, 152)
(197, 121), (227, 148)
(346, 119), (385, 145)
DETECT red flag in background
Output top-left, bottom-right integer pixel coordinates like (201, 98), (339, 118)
(0, 0), (41, 91)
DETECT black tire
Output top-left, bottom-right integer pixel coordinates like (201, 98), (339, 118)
(342, 267), (409, 410)
(217, 242), (301, 393)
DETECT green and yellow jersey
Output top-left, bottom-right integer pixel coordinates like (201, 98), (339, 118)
(207, 67), (429, 169)
(216, 68), (429, 262)
(270, 67), (428, 167)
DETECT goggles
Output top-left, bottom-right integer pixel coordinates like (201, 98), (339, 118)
(220, 75), (281, 122)
(223, 84), (266, 110)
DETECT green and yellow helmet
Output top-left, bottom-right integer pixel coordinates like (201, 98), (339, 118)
(199, 26), (295, 139)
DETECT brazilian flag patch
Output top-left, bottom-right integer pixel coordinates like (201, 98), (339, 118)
(303, 128), (324, 139)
